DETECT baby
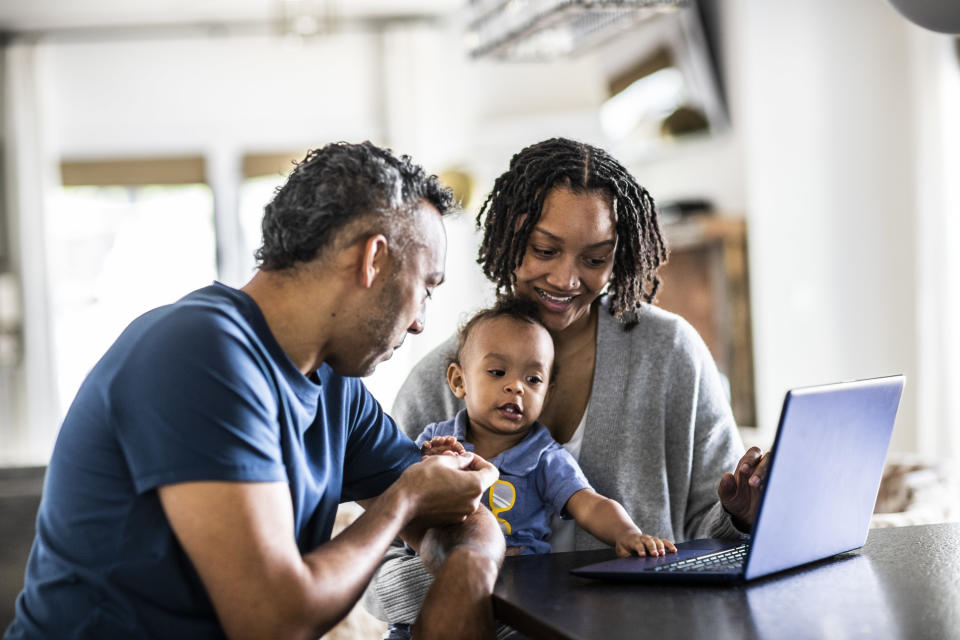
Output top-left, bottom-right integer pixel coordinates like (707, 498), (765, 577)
(384, 298), (676, 639)
(418, 297), (677, 558)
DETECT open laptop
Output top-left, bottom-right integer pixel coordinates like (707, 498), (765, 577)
(571, 375), (905, 583)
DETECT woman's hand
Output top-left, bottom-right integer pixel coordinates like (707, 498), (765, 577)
(717, 446), (772, 530)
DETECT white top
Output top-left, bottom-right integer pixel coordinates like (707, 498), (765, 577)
(547, 407), (588, 552)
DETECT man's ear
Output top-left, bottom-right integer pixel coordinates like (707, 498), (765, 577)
(359, 234), (389, 289)
(446, 362), (467, 398)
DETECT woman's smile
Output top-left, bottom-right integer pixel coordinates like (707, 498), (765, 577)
(533, 286), (576, 309)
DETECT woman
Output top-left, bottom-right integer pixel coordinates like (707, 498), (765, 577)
(364, 137), (767, 629)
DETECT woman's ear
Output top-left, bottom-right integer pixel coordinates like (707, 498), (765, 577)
(359, 234), (389, 288)
(446, 362), (467, 398)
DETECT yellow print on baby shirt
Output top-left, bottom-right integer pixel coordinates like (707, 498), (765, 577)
(488, 479), (516, 535)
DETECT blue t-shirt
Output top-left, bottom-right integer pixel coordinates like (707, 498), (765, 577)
(5, 283), (420, 639)
(416, 410), (591, 555)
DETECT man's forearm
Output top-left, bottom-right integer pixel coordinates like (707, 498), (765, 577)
(291, 483), (418, 636)
(364, 508), (506, 626)
(363, 451), (503, 636)
(414, 506), (505, 640)
(418, 505), (504, 574)
(158, 480), (417, 640)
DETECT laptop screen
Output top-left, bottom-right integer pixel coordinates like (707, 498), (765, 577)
(744, 376), (904, 580)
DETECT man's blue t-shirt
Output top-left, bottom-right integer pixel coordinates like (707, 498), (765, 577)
(5, 283), (420, 639)
(416, 410), (591, 555)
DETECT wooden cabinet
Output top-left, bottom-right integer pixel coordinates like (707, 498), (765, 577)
(656, 215), (756, 427)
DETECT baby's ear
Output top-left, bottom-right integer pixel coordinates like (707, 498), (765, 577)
(446, 362), (467, 398)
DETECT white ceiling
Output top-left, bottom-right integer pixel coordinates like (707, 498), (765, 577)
(0, 0), (460, 34)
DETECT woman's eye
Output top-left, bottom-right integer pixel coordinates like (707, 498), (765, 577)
(532, 246), (556, 258)
(584, 257), (608, 267)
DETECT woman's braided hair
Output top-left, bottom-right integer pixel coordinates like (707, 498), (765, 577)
(475, 137), (669, 328)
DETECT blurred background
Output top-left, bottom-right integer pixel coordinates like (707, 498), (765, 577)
(1, 0), (959, 473)
(2, 0), (959, 633)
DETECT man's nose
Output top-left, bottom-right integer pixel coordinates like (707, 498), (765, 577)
(407, 306), (425, 335)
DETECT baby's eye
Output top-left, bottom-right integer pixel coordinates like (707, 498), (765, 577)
(487, 369), (505, 377)
(526, 376), (543, 385)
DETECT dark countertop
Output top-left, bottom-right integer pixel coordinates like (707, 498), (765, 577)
(493, 523), (960, 640)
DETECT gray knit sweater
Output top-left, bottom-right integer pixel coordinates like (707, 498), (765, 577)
(362, 300), (747, 624)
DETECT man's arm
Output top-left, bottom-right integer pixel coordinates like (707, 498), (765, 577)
(159, 453), (495, 640)
(413, 505), (505, 640)
(360, 454), (506, 640)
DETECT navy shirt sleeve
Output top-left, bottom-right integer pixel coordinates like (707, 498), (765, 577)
(336, 373), (421, 502)
(110, 305), (287, 493)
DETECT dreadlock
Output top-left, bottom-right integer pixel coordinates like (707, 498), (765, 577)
(475, 137), (669, 329)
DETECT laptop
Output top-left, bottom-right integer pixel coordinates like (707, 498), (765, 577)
(571, 375), (905, 583)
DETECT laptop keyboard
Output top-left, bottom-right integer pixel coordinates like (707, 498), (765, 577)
(652, 543), (750, 573)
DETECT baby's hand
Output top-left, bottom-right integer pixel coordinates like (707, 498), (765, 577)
(615, 530), (678, 558)
(420, 435), (466, 458)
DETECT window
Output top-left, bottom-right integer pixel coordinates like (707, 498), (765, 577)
(49, 158), (216, 414)
(239, 152), (306, 274)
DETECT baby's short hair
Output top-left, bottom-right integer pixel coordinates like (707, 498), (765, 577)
(451, 297), (556, 379)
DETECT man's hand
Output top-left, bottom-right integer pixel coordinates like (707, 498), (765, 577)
(717, 446), (771, 530)
(383, 453), (502, 640)
(420, 435), (466, 458)
(614, 529), (678, 558)
(395, 450), (499, 546)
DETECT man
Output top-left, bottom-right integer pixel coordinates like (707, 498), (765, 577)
(5, 142), (505, 640)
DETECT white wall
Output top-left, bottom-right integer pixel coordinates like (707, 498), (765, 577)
(731, 0), (932, 451)
(912, 30), (960, 461)
(52, 33), (383, 155)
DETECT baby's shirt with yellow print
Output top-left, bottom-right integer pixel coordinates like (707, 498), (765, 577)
(415, 409), (592, 554)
